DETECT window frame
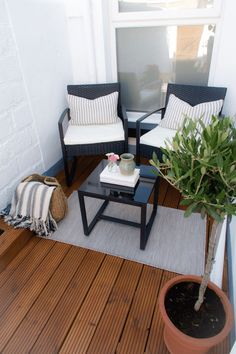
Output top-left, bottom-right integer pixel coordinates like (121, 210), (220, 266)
(112, 0), (222, 21)
(109, 0), (222, 85)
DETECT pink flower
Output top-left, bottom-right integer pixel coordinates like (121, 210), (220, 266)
(106, 152), (120, 162)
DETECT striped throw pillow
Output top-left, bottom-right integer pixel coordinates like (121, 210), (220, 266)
(68, 91), (120, 125)
(159, 94), (224, 130)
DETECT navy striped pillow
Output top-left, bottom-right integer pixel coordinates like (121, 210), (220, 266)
(68, 91), (120, 125)
(159, 94), (223, 130)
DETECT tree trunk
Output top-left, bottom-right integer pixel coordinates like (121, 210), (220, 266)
(194, 219), (223, 311)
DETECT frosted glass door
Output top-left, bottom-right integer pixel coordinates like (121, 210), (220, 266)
(116, 24), (215, 111)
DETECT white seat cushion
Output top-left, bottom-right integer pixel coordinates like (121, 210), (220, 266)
(64, 119), (124, 145)
(159, 94), (224, 130)
(140, 126), (177, 149)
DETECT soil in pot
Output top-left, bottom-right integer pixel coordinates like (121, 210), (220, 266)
(165, 281), (226, 338)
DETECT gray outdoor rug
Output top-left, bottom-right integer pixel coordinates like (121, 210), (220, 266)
(48, 192), (206, 276)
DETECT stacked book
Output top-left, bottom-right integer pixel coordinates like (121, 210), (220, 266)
(100, 165), (140, 188)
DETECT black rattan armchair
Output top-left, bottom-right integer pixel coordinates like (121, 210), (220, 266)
(58, 83), (128, 186)
(136, 83), (227, 164)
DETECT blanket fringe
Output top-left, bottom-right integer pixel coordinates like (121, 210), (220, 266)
(3, 210), (58, 237)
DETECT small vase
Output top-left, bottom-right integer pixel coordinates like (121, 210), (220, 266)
(119, 153), (135, 176)
(107, 160), (118, 173)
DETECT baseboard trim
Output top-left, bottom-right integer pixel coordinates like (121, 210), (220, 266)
(43, 144), (136, 177)
(43, 158), (64, 177)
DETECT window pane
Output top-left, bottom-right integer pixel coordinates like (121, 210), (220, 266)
(116, 25), (215, 111)
(119, 0), (214, 12)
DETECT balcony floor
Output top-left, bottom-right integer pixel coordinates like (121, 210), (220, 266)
(0, 156), (230, 353)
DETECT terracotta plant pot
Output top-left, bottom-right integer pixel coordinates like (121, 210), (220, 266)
(159, 275), (233, 354)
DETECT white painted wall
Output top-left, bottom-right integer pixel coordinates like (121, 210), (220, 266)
(210, 218), (227, 288)
(209, 0), (236, 117)
(0, 0), (44, 209)
(66, 0), (107, 84)
(7, 0), (73, 171)
(229, 216), (236, 346)
(66, 1), (96, 83)
(209, 0), (236, 346)
(0, 0), (73, 209)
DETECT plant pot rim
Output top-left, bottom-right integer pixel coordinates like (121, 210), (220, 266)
(159, 275), (233, 347)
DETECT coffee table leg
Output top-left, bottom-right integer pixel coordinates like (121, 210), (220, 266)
(78, 193), (89, 236)
(140, 204), (147, 250)
(153, 177), (159, 212)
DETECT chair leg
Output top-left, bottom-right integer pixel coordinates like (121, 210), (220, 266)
(62, 150), (72, 186)
(124, 139), (128, 154)
(136, 143), (140, 165)
(64, 157), (77, 186)
(70, 156), (77, 185)
(62, 143), (78, 187)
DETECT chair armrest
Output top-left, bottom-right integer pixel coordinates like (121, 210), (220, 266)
(121, 104), (128, 122)
(135, 106), (165, 164)
(136, 106), (165, 141)
(58, 108), (70, 139)
(136, 107), (165, 126)
(121, 104), (129, 152)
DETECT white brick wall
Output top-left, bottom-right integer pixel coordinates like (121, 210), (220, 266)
(0, 56), (21, 84)
(0, 112), (13, 140)
(0, 0), (8, 24)
(0, 82), (27, 112)
(12, 104), (33, 129)
(0, 0), (43, 210)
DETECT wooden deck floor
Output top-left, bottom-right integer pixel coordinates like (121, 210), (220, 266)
(0, 156), (230, 353)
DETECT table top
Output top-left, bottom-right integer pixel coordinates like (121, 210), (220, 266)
(78, 160), (158, 205)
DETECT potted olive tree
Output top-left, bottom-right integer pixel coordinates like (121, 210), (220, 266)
(150, 116), (236, 354)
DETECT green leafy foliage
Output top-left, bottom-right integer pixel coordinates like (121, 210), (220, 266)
(150, 116), (236, 222)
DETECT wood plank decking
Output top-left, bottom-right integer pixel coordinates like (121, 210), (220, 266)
(0, 156), (230, 353)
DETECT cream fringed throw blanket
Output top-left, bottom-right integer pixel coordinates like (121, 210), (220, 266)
(3, 181), (58, 236)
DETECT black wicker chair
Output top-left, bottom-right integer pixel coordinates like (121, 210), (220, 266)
(136, 83), (227, 164)
(58, 83), (128, 186)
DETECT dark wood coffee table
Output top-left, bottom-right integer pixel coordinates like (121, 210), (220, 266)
(78, 160), (159, 250)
